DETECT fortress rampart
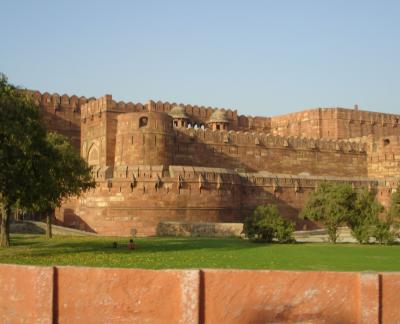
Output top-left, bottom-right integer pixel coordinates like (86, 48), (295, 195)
(30, 91), (400, 146)
(28, 92), (399, 235)
(270, 107), (400, 139)
(59, 164), (384, 236)
(173, 127), (368, 176)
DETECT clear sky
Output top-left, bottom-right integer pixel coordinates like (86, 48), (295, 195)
(1, 0), (399, 116)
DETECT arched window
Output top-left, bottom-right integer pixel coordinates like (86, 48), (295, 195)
(87, 144), (100, 165)
(139, 117), (148, 128)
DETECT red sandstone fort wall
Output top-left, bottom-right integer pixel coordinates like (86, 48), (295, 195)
(173, 128), (368, 177)
(270, 107), (400, 140)
(1, 264), (399, 323)
(367, 136), (400, 179)
(31, 91), (400, 147)
(30, 91), (95, 149)
(115, 112), (175, 166)
(57, 166), (381, 236)
(30, 92), (399, 236)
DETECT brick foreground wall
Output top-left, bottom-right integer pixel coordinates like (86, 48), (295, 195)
(0, 264), (399, 323)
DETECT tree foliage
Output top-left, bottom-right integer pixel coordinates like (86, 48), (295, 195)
(301, 182), (398, 244)
(244, 205), (294, 243)
(32, 132), (96, 238)
(388, 183), (400, 221)
(349, 188), (384, 243)
(0, 74), (95, 246)
(0, 74), (49, 247)
(300, 182), (356, 243)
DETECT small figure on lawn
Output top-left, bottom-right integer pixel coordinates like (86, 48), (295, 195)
(128, 239), (136, 250)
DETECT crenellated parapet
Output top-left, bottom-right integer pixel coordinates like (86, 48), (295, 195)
(28, 90), (95, 114)
(175, 127), (368, 153)
(28, 90), (97, 149)
(270, 107), (400, 140)
(90, 164), (379, 193)
(80, 95), (146, 119)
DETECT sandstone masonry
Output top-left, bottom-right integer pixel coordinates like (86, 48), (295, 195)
(29, 92), (400, 236)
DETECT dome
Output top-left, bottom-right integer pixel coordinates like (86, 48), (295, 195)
(168, 105), (189, 119)
(207, 109), (229, 123)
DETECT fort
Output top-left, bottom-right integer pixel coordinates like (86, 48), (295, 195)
(29, 91), (400, 236)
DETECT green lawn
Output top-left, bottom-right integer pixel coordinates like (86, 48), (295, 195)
(0, 234), (399, 271)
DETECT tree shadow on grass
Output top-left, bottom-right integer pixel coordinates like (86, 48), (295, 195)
(7, 236), (271, 259)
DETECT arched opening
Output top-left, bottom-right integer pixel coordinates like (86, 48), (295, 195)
(88, 145), (100, 166)
(384, 138), (390, 146)
(139, 116), (148, 128)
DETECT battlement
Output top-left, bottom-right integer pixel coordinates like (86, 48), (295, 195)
(270, 107), (400, 140)
(271, 106), (400, 124)
(28, 90), (96, 113)
(175, 127), (368, 153)
(91, 164), (380, 193)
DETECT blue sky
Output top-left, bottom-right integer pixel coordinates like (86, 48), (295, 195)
(1, 0), (399, 116)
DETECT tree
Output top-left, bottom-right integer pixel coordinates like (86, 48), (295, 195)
(0, 74), (49, 247)
(388, 183), (400, 221)
(0, 74), (95, 246)
(374, 220), (396, 244)
(244, 205), (294, 243)
(348, 188), (384, 244)
(300, 182), (356, 243)
(371, 184), (400, 244)
(32, 132), (95, 238)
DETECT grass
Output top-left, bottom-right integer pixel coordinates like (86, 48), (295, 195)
(0, 234), (399, 271)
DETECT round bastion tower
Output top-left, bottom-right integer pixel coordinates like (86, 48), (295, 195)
(114, 111), (174, 166)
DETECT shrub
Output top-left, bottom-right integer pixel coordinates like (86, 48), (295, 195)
(374, 219), (396, 245)
(300, 182), (356, 243)
(274, 217), (295, 243)
(244, 205), (294, 243)
(351, 224), (373, 244)
(348, 188), (383, 244)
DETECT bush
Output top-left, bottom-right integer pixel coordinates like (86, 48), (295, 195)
(351, 224), (373, 244)
(374, 219), (396, 245)
(300, 182), (355, 243)
(274, 217), (295, 243)
(388, 184), (400, 220)
(348, 188), (383, 244)
(244, 205), (295, 243)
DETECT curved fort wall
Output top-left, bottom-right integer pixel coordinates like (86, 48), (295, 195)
(115, 112), (174, 166)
